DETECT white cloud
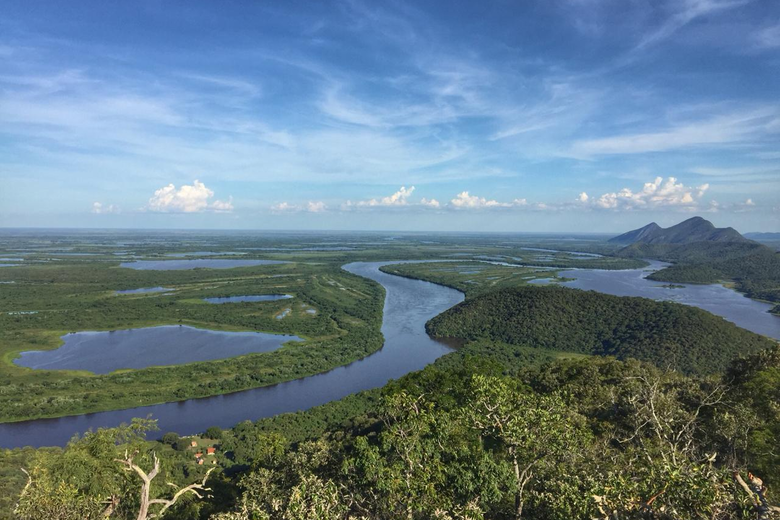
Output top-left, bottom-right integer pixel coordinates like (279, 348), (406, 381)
(753, 22), (780, 49)
(634, 0), (749, 51)
(146, 180), (233, 213)
(420, 197), (440, 208)
(568, 109), (778, 157)
(271, 201), (327, 213)
(581, 177), (710, 210)
(745, 198), (755, 206)
(448, 192), (532, 209)
(450, 191), (508, 208)
(91, 202), (120, 214)
(306, 201), (327, 213)
(357, 186), (415, 206)
(270, 202), (296, 213)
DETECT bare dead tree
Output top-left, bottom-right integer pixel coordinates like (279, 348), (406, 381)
(116, 450), (214, 520)
(734, 472), (780, 520)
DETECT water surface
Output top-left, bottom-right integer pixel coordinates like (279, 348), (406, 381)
(541, 260), (780, 340)
(14, 325), (302, 374)
(120, 259), (285, 270)
(0, 261), (463, 448)
(116, 287), (171, 295)
(204, 294), (293, 304)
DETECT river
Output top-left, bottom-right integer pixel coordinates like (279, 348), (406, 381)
(0, 261), (464, 448)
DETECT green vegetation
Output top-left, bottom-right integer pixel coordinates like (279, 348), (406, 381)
(426, 286), (775, 374)
(612, 217), (780, 308)
(646, 243), (780, 306)
(0, 260), (385, 422)
(3, 228), (779, 518)
(380, 261), (562, 296)
(7, 346), (780, 519)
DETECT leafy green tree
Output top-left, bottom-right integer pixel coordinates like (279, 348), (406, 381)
(466, 375), (587, 520)
(15, 419), (213, 520)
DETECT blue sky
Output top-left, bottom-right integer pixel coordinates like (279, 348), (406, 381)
(1, 0), (778, 232)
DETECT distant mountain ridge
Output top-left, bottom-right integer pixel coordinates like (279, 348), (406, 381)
(610, 217), (780, 313)
(609, 216), (749, 245)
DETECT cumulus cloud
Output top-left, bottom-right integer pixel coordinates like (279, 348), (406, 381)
(146, 180), (233, 213)
(450, 191), (509, 208)
(271, 201), (327, 213)
(580, 177), (709, 210)
(306, 201), (327, 213)
(357, 186), (416, 207)
(92, 202), (120, 214)
(420, 197), (440, 208)
(447, 192), (533, 209)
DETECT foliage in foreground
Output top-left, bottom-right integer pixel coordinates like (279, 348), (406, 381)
(12, 345), (780, 520)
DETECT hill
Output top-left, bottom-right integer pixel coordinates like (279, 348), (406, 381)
(611, 217), (780, 310)
(609, 216), (749, 245)
(426, 285), (774, 374)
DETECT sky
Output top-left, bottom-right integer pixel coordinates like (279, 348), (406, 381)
(0, 0), (778, 233)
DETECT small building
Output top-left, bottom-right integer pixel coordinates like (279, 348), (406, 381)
(206, 447), (216, 455)
(194, 452), (203, 458)
(197, 458), (204, 465)
(190, 440), (198, 448)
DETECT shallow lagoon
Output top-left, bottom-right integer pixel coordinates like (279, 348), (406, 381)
(120, 259), (286, 270)
(204, 294), (293, 304)
(116, 286), (172, 295)
(14, 325), (302, 374)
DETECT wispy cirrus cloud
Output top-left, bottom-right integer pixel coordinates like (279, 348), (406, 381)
(634, 0), (751, 51)
(567, 108), (779, 158)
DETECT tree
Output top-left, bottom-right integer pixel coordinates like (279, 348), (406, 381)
(205, 427), (223, 440)
(15, 419), (214, 520)
(466, 375), (586, 520)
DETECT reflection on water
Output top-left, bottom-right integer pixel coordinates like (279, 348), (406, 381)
(204, 294), (293, 304)
(0, 261), (464, 448)
(537, 260), (779, 340)
(14, 325), (302, 374)
(120, 259), (286, 270)
(116, 286), (171, 294)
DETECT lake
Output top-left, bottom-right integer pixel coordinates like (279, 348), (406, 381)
(549, 260), (780, 340)
(120, 259), (286, 270)
(204, 294), (293, 304)
(0, 261), (464, 448)
(14, 325), (302, 374)
(116, 286), (171, 295)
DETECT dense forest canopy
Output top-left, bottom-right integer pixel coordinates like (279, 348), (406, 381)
(426, 286), (775, 374)
(7, 345), (780, 520)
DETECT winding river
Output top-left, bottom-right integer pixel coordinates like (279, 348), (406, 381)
(2, 256), (777, 448)
(0, 262), (464, 448)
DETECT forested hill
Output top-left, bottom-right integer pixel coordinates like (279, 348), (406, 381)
(609, 216), (749, 245)
(612, 217), (780, 311)
(426, 286), (775, 374)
